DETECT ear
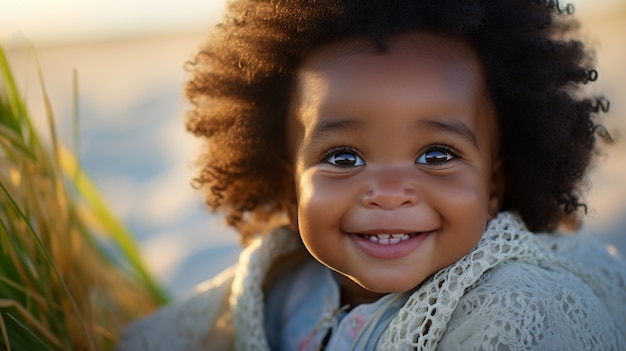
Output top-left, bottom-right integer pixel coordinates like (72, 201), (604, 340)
(279, 163), (299, 231)
(488, 158), (505, 220)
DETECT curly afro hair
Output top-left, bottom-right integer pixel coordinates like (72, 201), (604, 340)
(185, 0), (610, 244)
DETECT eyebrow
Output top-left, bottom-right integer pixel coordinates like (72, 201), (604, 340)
(418, 119), (478, 147)
(306, 118), (362, 144)
(305, 117), (478, 147)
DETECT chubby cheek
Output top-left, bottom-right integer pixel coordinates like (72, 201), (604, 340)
(441, 174), (489, 214)
(295, 170), (352, 259)
(432, 173), (491, 249)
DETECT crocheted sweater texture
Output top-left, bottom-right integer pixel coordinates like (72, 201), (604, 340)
(116, 212), (626, 350)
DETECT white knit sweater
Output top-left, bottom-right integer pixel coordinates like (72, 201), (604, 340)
(116, 212), (626, 350)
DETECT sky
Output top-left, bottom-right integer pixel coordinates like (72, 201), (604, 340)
(1, 0), (624, 46)
(0, 0), (226, 45)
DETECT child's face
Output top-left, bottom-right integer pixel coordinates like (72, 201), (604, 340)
(287, 32), (503, 299)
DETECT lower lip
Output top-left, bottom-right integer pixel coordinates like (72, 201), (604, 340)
(350, 232), (431, 259)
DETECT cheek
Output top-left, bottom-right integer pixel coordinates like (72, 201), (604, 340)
(296, 171), (323, 232)
(297, 171), (326, 211)
(437, 167), (490, 207)
(295, 171), (346, 263)
(296, 171), (348, 227)
(428, 172), (491, 239)
(295, 170), (365, 255)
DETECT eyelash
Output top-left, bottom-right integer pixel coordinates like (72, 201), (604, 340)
(320, 145), (363, 163)
(319, 143), (463, 166)
(425, 144), (462, 158)
(417, 144), (463, 165)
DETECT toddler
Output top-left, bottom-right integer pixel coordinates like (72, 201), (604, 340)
(117, 0), (626, 349)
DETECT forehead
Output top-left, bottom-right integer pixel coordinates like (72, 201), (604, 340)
(305, 33), (483, 95)
(294, 32), (487, 116)
(289, 31), (498, 156)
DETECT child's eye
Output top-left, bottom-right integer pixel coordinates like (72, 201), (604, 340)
(322, 147), (365, 167)
(416, 146), (460, 165)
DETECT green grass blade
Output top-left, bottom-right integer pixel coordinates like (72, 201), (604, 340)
(59, 146), (169, 304)
(0, 48), (27, 134)
(0, 181), (95, 350)
(0, 312), (57, 350)
(1, 43), (169, 350)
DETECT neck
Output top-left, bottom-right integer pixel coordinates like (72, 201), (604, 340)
(337, 274), (387, 306)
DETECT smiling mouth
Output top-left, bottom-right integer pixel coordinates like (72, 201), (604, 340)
(356, 233), (420, 245)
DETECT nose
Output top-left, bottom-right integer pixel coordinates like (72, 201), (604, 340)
(361, 167), (419, 210)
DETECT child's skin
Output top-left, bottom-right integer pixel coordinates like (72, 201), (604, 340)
(284, 31), (505, 306)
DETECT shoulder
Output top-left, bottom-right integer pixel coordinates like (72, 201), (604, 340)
(439, 260), (626, 350)
(115, 226), (303, 351)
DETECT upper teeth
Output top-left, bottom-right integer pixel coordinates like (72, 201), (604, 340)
(369, 233), (410, 245)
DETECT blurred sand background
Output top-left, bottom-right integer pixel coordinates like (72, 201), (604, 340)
(2, 0), (625, 298)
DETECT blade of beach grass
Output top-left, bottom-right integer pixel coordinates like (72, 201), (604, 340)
(58, 146), (169, 304)
(0, 179), (81, 349)
(0, 301), (63, 349)
(34, 45), (167, 306)
(34, 52), (60, 169)
(72, 68), (80, 177)
(0, 45), (169, 349)
(0, 50), (26, 135)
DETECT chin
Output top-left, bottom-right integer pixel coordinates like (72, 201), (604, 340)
(356, 277), (419, 294)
